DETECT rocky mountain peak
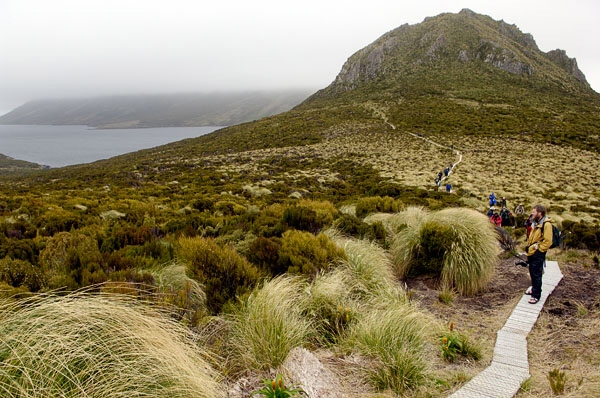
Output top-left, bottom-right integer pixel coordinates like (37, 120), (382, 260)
(321, 10), (590, 96)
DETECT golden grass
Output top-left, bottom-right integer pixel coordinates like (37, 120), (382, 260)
(331, 234), (398, 297)
(341, 301), (436, 394)
(0, 290), (223, 397)
(187, 125), (600, 223)
(228, 275), (313, 372)
(390, 207), (499, 295)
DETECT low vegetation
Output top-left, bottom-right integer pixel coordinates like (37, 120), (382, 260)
(0, 9), (599, 396)
(0, 291), (223, 397)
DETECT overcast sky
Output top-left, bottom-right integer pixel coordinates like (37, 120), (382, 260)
(1, 0), (599, 115)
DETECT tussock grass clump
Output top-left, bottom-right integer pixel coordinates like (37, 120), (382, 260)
(153, 261), (207, 325)
(333, 236), (398, 297)
(228, 276), (312, 372)
(342, 302), (432, 394)
(377, 206), (429, 237)
(391, 207), (498, 295)
(308, 267), (358, 344)
(0, 291), (223, 397)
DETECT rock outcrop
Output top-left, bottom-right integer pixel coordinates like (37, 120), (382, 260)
(546, 49), (588, 85)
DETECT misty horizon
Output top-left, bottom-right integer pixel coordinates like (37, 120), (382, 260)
(2, 1), (599, 114)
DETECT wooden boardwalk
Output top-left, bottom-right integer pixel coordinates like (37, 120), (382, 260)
(449, 260), (563, 398)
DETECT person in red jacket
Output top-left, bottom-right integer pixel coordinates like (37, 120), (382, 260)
(490, 211), (502, 227)
(524, 213), (533, 238)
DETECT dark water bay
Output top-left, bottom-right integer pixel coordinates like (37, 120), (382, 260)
(0, 125), (222, 167)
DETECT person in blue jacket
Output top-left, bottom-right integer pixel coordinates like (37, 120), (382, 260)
(489, 192), (497, 206)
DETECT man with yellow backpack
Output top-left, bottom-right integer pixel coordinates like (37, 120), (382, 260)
(524, 204), (554, 304)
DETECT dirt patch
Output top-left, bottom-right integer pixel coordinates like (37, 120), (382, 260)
(403, 253), (600, 397)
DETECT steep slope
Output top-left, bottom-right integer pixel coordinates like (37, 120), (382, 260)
(301, 9), (600, 151)
(311, 9), (591, 98)
(0, 90), (312, 128)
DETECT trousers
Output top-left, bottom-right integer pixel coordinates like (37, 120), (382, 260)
(527, 250), (546, 300)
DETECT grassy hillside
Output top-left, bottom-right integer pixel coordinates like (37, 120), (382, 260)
(0, 154), (44, 175)
(0, 9), (599, 397)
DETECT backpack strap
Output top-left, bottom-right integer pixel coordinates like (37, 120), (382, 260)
(536, 221), (548, 244)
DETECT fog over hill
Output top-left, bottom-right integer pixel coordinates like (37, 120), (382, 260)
(0, 90), (312, 129)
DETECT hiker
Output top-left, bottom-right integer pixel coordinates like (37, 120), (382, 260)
(524, 204), (553, 304)
(524, 213), (533, 238)
(486, 206), (495, 217)
(515, 203), (525, 215)
(488, 192), (497, 206)
(490, 211), (502, 227)
(444, 167), (450, 177)
(500, 197), (507, 208)
(500, 207), (511, 227)
(438, 171), (443, 180)
(445, 182), (452, 193)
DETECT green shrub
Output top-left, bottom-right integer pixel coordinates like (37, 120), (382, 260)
(283, 206), (321, 233)
(355, 196), (403, 218)
(413, 220), (455, 276)
(0, 258), (45, 292)
(0, 291), (224, 397)
(334, 214), (386, 243)
(101, 224), (156, 252)
(39, 231), (105, 289)
(440, 322), (481, 362)
(175, 236), (261, 313)
(277, 230), (346, 276)
(0, 238), (37, 263)
(107, 269), (155, 285)
(246, 237), (284, 275)
(191, 196), (215, 212)
(215, 200), (247, 216)
(34, 208), (80, 236)
(562, 220), (600, 252)
(228, 276), (312, 372)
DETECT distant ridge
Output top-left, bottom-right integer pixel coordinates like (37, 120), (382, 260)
(0, 153), (45, 174)
(0, 90), (313, 129)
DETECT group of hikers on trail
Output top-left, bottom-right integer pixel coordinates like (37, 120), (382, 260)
(434, 163), (454, 192)
(486, 192), (531, 229)
(487, 192), (511, 227)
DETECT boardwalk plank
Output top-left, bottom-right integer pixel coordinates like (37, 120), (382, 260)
(448, 261), (562, 397)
